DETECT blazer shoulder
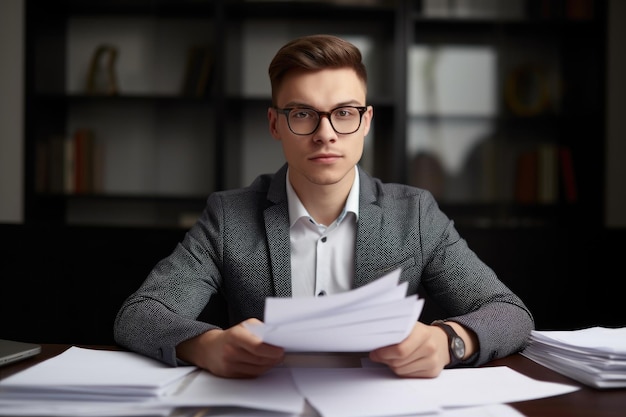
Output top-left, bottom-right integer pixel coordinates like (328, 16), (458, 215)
(206, 165), (287, 211)
(359, 167), (432, 203)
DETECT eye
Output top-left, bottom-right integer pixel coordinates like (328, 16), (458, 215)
(291, 109), (316, 119)
(333, 107), (355, 118)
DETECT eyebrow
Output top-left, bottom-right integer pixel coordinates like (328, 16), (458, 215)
(281, 100), (364, 109)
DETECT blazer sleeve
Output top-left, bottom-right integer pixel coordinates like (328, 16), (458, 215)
(415, 190), (535, 366)
(113, 193), (228, 366)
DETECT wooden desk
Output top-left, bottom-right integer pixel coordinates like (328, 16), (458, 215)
(1, 344), (624, 416)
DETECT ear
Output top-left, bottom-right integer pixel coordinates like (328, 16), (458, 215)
(268, 107), (281, 140)
(362, 105), (374, 137)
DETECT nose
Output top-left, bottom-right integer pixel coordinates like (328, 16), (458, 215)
(313, 115), (337, 143)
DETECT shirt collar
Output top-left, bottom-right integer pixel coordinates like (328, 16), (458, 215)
(286, 166), (360, 228)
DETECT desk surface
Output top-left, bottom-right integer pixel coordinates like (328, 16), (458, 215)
(1, 344), (624, 417)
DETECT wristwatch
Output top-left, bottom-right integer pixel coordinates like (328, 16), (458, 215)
(432, 320), (465, 368)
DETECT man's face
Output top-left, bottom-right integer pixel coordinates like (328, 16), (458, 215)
(268, 68), (373, 193)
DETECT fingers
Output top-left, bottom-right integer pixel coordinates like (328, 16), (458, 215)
(369, 323), (446, 378)
(206, 320), (285, 378)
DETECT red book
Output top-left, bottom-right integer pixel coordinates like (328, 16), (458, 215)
(514, 150), (538, 204)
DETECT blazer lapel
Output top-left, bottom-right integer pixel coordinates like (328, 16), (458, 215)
(265, 164), (292, 297)
(354, 167), (385, 288)
(263, 165), (387, 295)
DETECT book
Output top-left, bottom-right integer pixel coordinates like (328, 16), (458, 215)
(514, 149), (539, 204)
(73, 128), (95, 194)
(514, 144), (575, 205)
(537, 144), (558, 204)
(40, 129), (99, 194)
(558, 145), (578, 203)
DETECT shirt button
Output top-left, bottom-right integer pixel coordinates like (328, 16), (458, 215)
(317, 291), (326, 296)
(321, 236), (327, 243)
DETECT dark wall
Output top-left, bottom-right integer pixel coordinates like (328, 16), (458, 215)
(459, 226), (625, 331)
(0, 224), (185, 345)
(1, 224), (623, 345)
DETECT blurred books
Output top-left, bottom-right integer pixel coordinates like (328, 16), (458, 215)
(521, 327), (626, 389)
(35, 128), (103, 195)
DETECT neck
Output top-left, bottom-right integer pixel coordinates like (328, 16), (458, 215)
(290, 169), (355, 226)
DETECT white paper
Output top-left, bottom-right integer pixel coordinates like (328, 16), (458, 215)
(0, 347), (196, 400)
(403, 366), (580, 408)
(0, 401), (526, 417)
(266, 268), (406, 323)
(522, 327), (626, 388)
(162, 368), (305, 414)
(245, 268), (424, 352)
(529, 327), (626, 354)
(289, 365), (578, 417)
(0, 346), (582, 417)
(291, 367), (440, 417)
(0, 399), (171, 417)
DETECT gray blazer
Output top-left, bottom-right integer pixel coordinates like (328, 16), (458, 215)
(114, 164), (534, 366)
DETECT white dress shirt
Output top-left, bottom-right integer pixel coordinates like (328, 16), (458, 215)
(287, 167), (359, 297)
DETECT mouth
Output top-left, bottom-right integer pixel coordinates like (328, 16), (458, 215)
(309, 154), (342, 164)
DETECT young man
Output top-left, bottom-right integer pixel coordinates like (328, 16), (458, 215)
(114, 34), (534, 379)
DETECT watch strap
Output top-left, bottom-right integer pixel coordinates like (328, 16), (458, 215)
(431, 320), (465, 367)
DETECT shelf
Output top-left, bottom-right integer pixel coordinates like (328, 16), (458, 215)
(225, 1), (397, 19)
(34, 0), (217, 17)
(23, 0), (606, 229)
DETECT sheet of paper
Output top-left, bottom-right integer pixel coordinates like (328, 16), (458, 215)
(0, 399), (172, 417)
(0, 346), (581, 417)
(0, 368), (306, 417)
(0, 401), (525, 417)
(291, 365), (578, 417)
(522, 327), (626, 388)
(162, 368), (305, 414)
(530, 327), (626, 354)
(440, 404), (525, 417)
(264, 269), (406, 324)
(402, 366), (580, 407)
(245, 268), (424, 352)
(290, 367), (441, 417)
(0, 347), (196, 400)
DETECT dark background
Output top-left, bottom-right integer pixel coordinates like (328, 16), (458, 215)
(2, 223), (623, 345)
(2, 0), (624, 346)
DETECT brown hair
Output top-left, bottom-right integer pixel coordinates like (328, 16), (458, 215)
(268, 34), (368, 105)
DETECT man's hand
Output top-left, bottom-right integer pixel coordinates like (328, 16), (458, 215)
(176, 318), (285, 378)
(368, 321), (476, 378)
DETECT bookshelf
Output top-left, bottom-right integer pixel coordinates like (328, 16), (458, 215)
(23, 0), (607, 230)
(405, 1), (605, 229)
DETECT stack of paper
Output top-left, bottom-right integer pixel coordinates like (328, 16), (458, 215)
(0, 347), (197, 402)
(0, 347), (580, 417)
(245, 268), (424, 352)
(521, 326), (626, 388)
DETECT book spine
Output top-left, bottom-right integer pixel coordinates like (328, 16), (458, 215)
(537, 144), (558, 204)
(559, 146), (578, 203)
(64, 136), (75, 194)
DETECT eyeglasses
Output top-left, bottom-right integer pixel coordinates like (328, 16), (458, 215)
(274, 106), (367, 135)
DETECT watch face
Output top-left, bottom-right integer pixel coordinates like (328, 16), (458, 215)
(452, 337), (465, 358)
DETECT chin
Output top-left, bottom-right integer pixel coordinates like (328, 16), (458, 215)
(305, 168), (352, 186)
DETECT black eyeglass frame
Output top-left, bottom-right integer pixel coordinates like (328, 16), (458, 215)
(273, 106), (368, 135)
